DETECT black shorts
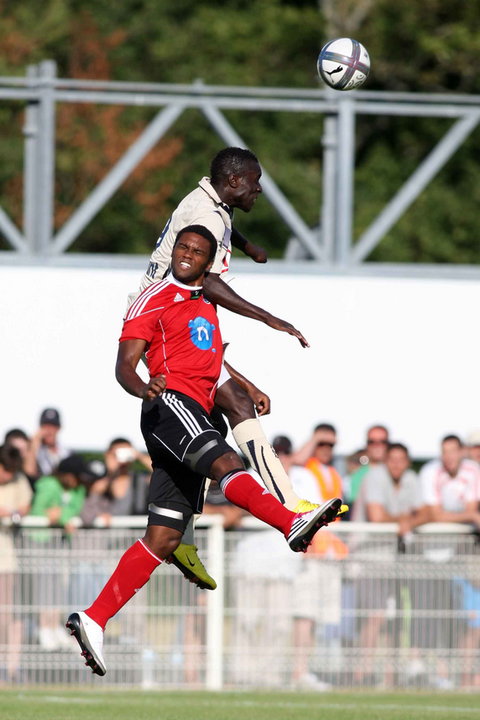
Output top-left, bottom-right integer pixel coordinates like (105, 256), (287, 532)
(140, 390), (232, 532)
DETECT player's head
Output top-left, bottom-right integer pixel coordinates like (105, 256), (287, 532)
(172, 225), (217, 285)
(210, 147), (262, 212)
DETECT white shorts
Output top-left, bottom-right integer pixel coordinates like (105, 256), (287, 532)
(218, 363), (231, 389)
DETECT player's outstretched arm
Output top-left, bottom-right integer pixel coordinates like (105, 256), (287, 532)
(231, 227), (267, 263)
(203, 272), (309, 348)
(115, 339), (166, 400)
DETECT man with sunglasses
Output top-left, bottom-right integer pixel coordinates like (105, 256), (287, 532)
(349, 425), (390, 509)
(289, 424), (344, 506)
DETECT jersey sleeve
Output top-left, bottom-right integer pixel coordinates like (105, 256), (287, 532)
(120, 290), (166, 344)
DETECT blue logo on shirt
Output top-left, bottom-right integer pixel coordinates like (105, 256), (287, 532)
(189, 316), (216, 350)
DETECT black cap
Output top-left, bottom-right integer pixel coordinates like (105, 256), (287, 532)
(272, 435), (292, 455)
(57, 454), (101, 483)
(40, 408), (61, 427)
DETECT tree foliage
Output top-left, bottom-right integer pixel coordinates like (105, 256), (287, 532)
(1, 0), (480, 262)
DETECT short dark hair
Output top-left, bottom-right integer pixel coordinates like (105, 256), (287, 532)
(314, 423), (336, 435)
(367, 424), (389, 437)
(442, 434), (462, 447)
(210, 147), (259, 185)
(387, 442), (409, 456)
(272, 435), (292, 455)
(108, 437), (132, 449)
(4, 428), (29, 444)
(0, 444), (22, 473)
(175, 224), (217, 263)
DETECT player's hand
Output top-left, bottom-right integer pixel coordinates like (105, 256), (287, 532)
(142, 376), (166, 400)
(247, 386), (271, 416)
(266, 316), (310, 348)
(244, 241), (268, 264)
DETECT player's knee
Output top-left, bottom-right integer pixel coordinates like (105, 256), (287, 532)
(209, 451), (245, 482)
(217, 380), (255, 426)
(143, 525), (182, 560)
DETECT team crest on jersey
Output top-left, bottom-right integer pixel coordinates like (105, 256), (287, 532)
(188, 316), (216, 350)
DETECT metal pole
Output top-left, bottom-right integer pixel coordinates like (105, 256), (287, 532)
(352, 111), (480, 263)
(35, 60), (57, 255)
(205, 517), (224, 690)
(0, 208), (25, 251)
(51, 104), (185, 254)
(23, 64), (39, 252)
(335, 95), (355, 266)
(320, 111), (338, 264)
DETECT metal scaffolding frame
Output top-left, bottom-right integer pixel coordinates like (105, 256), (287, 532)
(1, 60), (480, 272)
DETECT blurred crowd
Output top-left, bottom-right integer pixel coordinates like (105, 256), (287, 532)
(2, 408), (480, 536)
(2, 409), (480, 686)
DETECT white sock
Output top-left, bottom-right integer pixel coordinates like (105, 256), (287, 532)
(181, 515), (195, 545)
(179, 477), (212, 546)
(232, 418), (301, 510)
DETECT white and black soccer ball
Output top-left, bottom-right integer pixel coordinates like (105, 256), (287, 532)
(317, 38), (370, 91)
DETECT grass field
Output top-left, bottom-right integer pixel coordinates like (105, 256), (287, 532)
(1, 689), (479, 720)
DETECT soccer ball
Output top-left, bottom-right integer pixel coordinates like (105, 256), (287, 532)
(317, 38), (370, 91)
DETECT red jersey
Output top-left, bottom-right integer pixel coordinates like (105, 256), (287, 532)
(120, 276), (223, 413)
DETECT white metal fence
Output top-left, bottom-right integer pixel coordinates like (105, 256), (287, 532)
(1, 517), (479, 690)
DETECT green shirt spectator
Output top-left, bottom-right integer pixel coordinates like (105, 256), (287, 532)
(30, 454), (96, 531)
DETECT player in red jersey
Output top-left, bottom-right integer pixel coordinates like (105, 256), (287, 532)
(67, 225), (342, 676)
(133, 147), (320, 590)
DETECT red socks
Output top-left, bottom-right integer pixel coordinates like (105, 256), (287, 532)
(85, 539), (161, 630)
(221, 470), (294, 535)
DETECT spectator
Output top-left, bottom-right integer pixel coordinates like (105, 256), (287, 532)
(0, 445), (33, 680)
(343, 449), (367, 507)
(352, 443), (429, 534)
(80, 438), (151, 526)
(348, 424), (390, 508)
(29, 454), (96, 651)
(272, 435), (294, 473)
(418, 435), (480, 690)
(30, 408), (70, 478)
(353, 443), (429, 687)
(291, 424), (344, 504)
(465, 430), (480, 466)
(3, 428), (38, 487)
(420, 435), (480, 528)
(272, 430), (347, 690)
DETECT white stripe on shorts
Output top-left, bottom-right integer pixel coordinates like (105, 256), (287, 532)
(163, 391), (203, 437)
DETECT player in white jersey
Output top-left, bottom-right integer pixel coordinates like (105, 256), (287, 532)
(131, 147), (317, 590)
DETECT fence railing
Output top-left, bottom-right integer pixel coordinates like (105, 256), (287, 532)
(1, 516), (479, 690)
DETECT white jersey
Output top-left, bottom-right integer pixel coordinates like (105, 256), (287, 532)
(420, 458), (480, 512)
(138, 177), (233, 293)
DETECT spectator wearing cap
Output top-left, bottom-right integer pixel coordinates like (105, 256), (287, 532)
(30, 408), (71, 479)
(466, 430), (480, 466)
